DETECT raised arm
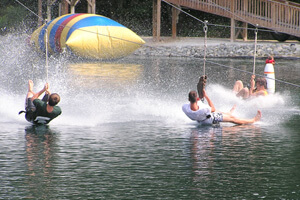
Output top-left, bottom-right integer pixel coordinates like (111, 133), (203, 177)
(31, 83), (48, 101)
(203, 89), (216, 112)
(249, 75), (256, 96)
(45, 83), (51, 95)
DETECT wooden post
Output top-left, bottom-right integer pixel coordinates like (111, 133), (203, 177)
(38, 0), (43, 26)
(230, 18), (235, 42)
(70, 4), (75, 14)
(46, 0), (57, 22)
(153, 0), (157, 38)
(87, 0), (96, 14)
(153, 0), (161, 41)
(230, 0), (235, 42)
(271, 2), (276, 28)
(47, 0), (52, 22)
(60, 0), (69, 16)
(172, 6), (179, 39)
(70, 0), (80, 14)
(242, 22), (248, 41)
(156, 0), (161, 41)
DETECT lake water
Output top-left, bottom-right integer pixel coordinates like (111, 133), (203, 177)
(1, 33), (300, 199)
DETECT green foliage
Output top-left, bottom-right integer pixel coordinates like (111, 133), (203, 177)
(0, 5), (28, 33)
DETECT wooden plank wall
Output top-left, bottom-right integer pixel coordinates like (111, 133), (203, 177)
(156, 0), (300, 39)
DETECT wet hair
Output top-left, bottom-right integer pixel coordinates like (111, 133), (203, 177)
(48, 93), (60, 106)
(256, 77), (267, 89)
(188, 91), (198, 103)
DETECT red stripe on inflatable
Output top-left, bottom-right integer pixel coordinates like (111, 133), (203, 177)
(264, 72), (274, 74)
(54, 13), (84, 52)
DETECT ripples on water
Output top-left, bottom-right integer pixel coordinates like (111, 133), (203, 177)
(0, 33), (300, 199)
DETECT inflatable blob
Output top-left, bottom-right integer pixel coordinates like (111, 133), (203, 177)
(30, 13), (145, 59)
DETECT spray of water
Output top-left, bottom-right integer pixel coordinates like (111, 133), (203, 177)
(206, 84), (292, 126)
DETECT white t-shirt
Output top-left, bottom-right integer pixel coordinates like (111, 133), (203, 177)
(182, 102), (211, 122)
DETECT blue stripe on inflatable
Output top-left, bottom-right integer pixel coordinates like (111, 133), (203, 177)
(49, 14), (74, 52)
(38, 21), (53, 52)
(66, 16), (125, 40)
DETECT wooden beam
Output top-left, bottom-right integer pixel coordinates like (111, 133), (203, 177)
(152, 0), (161, 41)
(235, 25), (241, 39)
(70, 0), (80, 13)
(230, 0), (235, 42)
(87, 0), (96, 14)
(60, 0), (69, 16)
(49, 0), (57, 5)
(242, 22), (248, 41)
(172, 6), (180, 39)
(38, 0), (43, 26)
(156, 0), (161, 41)
(152, 0), (157, 39)
(70, 0), (80, 5)
(47, 0), (58, 22)
(230, 18), (235, 42)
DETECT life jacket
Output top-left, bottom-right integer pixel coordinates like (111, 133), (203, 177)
(265, 59), (275, 64)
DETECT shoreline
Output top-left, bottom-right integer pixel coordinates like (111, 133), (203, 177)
(133, 37), (300, 59)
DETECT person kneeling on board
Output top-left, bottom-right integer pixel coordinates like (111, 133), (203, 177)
(182, 90), (261, 126)
(19, 80), (62, 124)
(232, 75), (268, 99)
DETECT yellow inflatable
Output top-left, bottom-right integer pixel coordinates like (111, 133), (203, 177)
(30, 13), (145, 59)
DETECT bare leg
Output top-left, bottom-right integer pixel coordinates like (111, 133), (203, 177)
(229, 104), (236, 114)
(218, 104), (236, 115)
(222, 110), (261, 125)
(236, 88), (250, 99)
(26, 80), (35, 99)
(233, 80), (244, 93)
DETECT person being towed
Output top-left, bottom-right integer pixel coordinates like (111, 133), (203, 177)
(182, 90), (261, 126)
(19, 80), (62, 124)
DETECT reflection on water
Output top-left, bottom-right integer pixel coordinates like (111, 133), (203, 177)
(24, 125), (56, 199)
(69, 62), (143, 88)
(189, 124), (300, 199)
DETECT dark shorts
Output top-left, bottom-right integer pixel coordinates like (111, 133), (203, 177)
(25, 98), (36, 122)
(24, 94), (49, 122)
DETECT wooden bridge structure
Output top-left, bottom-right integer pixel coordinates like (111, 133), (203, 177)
(153, 0), (300, 41)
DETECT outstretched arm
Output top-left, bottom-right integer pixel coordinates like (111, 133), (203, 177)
(203, 89), (216, 112)
(45, 83), (51, 95)
(249, 75), (256, 96)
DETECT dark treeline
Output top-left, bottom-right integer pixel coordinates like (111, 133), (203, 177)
(1, 0), (300, 39)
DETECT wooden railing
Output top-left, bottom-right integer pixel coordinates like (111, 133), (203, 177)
(163, 0), (300, 38)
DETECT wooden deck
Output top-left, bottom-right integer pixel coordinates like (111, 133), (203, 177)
(153, 0), (300, 40)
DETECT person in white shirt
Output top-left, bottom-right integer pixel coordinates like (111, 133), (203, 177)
(182, 90), (261, 125)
